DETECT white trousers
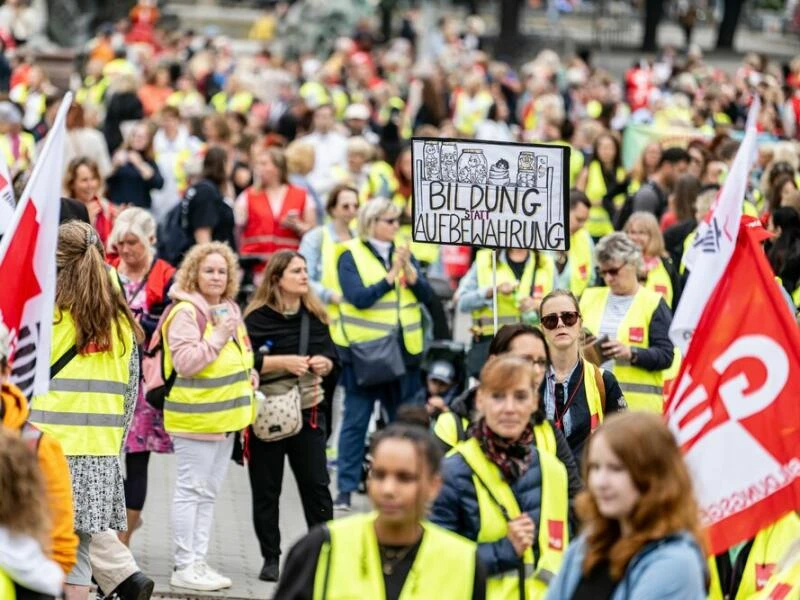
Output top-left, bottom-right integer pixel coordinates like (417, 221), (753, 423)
(171, 435), (233, 569)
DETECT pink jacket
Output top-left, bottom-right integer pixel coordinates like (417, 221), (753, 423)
(165, 287), (253, 440)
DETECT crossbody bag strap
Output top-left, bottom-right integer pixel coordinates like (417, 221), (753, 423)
(298, 309), (310, 356)
(50, 345), (79, 379)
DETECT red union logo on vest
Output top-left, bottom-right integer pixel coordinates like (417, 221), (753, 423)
(547, 519), (563, 550)
(628, 327), (644, 344)
(667, 334), (795, 526)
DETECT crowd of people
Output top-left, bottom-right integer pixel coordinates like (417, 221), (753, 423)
(0, 2), (800, 600)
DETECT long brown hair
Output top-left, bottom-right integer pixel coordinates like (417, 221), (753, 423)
(0, 430), (51, 549)
(55, 221), (143, 352)
(245, 250), (327, 323)
(578, 412), (705, 580)
(63, 156), (102, 199)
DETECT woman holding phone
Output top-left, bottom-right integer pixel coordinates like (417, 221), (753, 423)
(161, 242), (256, 592)
(538, 290), (627, 464)
(579, 233), (673, 414)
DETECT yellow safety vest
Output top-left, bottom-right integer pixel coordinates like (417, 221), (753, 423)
(337, 239), (424, 356)
(754, 552), (800, 599)
(452, 437), (569, 599)
(161, 302), (255, 433)
(584, 161), (626, 239)
(680, 230), (697, 275)
(792, 285), (800, 308)
(166, 90), (205, 111)
(645, 258), (674, 307)
(549, 140), (583, 189)
(76, 75), (110, 107)
(299, 81), (331, 109)
(472, 249), (555, 337)
(0, 567), (15, 600)
(453, 89), (493, 137)
(568, 229), (594, 298)
(365, 161), (398, 201)
(580, 287), (665, 413)
(433, 411), (558, 458)
(313, 512), (476, 599)
(580, 359), (605, 430)
(29, 310), (133, 456)
(321, 226), (348, 346)
(211, 90), (254, 114)
(708, 513), (800, 600)
(0, 132), (36, 172)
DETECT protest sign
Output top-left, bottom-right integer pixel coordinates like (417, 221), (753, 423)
(411, 138), (570, 251)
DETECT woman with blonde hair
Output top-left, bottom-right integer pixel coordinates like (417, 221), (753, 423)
(623, 212), (682, 308)
(161, 241), (256, 591)
(334, 198), (433, 511)
(29, 221), (143, 600)
(243, 250), (338, 582)
(106, 207), (176, 547)
(546, 412), (707, 598)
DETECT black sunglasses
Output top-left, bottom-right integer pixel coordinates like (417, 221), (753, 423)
(599, 265), (624, 277)
(541, 311), (580, 330)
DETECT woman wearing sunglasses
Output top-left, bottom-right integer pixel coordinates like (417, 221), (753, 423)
(579, 233), (674, 414)
(432, 324), (582, 502)
(333, 198), (433, 512)
(539, 290), (626, 464)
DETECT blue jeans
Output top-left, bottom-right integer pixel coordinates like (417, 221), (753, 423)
(336, 366), (423, 494)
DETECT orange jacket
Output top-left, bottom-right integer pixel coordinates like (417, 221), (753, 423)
(1, 382), (78, 574)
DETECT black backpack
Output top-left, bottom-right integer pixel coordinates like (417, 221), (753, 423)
(157, 191), (194, 267)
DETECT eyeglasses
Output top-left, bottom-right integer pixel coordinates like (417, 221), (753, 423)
(541, 311), (580, 330)
(599, 265), (624, 277)
(379, 217), (400, 225)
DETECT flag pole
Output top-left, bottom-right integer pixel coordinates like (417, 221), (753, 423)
(492, 249), (498, 337)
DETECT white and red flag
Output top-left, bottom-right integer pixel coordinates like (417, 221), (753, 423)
(0, 92), (71, 398)
(0, 151), (15, 236)
(665, 217), (800, 555)
(670, 97), (761, 354)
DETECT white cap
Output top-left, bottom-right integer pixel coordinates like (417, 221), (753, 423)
(344, 103), (370, 121)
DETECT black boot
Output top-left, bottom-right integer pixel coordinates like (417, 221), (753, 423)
(110, 571), (154, 600)
(259, 557), (279, 582)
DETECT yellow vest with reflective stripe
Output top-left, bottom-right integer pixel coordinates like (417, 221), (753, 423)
(708, 513), (800, 600)
(337, 239), (424, 356)
(681, 230), (697, 275)
(321, 226), (348, 346)
(313, 512), (476, 600)
(76, 76), (109, 107)
(580, 286), (665, 413)
(211, 90), (254, 114)
(585, 161), (626, 238)
(472, 249), (555, 336)
(645, 258), (673, 307)
(568, 229), (594, 298)
(433, 410), (558, 460)
(754, 550), (800, 599)
(453, 437), (568, 599)
(162, 302), (254, 433)
(29, 310), (133, 456)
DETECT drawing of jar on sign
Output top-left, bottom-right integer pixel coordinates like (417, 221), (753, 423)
(440, 143), (458, 182)
(458, 148), (488, 184)
(422, 141), (440, 181)
(516, 151), (548, 187)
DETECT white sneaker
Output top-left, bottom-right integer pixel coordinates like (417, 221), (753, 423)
(170, 563), (227, 592)
(195, 560), (233, 589)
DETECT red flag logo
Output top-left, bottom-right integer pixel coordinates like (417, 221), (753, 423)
(666, 221), (800, 555)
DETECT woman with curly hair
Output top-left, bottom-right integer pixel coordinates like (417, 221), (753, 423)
(0, 431), (64, 599)
(161, 241), (256, 592)
(546, 412), (707, 599)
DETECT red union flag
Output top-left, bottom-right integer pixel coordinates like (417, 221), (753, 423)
(665, 219), (800, 555)
(0, 93), (71, 398)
